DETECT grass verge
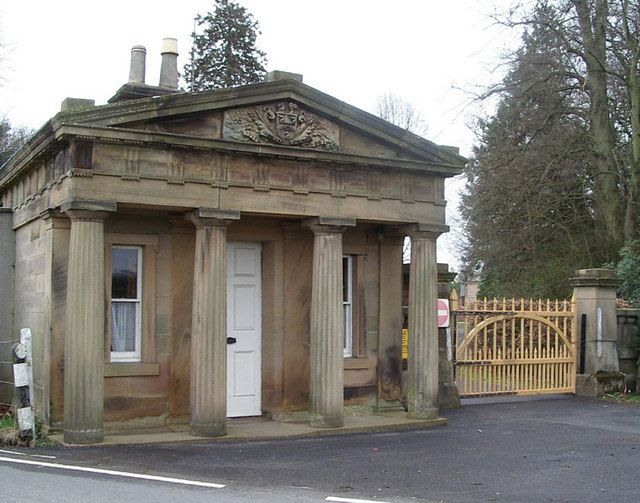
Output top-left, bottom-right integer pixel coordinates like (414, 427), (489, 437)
(0, 405), (51, 446)
(602, 391), (640, 405)
(0, 411), (20, 446)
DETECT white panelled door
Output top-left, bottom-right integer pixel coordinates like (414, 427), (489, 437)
(226, 242), (262, 417)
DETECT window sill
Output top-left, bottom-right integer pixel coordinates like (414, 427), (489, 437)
(105, 362), (160, 377)
(343, 357), (370, 370)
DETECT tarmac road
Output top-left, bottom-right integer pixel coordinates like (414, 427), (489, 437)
(1, 395), (638, 502)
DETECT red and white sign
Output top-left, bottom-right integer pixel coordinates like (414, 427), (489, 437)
(437, 299), (450, 328)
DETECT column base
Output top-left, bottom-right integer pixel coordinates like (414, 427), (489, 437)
(310, 413), (343, 429)
(190, 420), (226, 437)
(374, 399), (406, 413)
(407, 406), (439, 420)
(63, 428), (104, 445)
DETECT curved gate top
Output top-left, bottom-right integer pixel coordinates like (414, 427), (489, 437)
(451, 294), (577, 397)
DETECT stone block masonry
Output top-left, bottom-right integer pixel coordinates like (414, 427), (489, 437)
(0, 209), (15, 406)
(11, 217), (48, 419)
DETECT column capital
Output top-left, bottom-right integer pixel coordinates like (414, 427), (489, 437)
(186, 208), (240, 229)
(64, 210), (113, 223)
(62, 200), (115, 223)
(61, 199), (116, 215)
(402, 223), (449, 240)
(303, 216), (356, 235)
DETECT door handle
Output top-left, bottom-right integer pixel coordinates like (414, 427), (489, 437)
(227, 337), (237, 344)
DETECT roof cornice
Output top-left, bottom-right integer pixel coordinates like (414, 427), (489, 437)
(55, 124), (463, 175)
(54, 79), (466, 165)
(1, 79), (466, 189)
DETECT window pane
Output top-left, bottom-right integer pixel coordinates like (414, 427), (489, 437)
(111, 302), (137, 352)
(344, 304), (352, 357)
(112, 247), (138, 299)
(343, 257), (348, 302)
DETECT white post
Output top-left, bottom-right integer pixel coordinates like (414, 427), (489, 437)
(13, 328), (35, 442)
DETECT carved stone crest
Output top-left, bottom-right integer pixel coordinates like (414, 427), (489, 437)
(223, 102), (339, 151)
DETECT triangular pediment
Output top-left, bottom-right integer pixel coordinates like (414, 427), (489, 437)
(53, 79), (466, 170)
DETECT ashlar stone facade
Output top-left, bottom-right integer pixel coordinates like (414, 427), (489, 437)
(0, 69), (464, 443)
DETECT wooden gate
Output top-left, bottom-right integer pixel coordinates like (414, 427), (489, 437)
(451, 293), (577, 397)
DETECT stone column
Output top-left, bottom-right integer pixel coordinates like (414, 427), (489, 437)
(437, 264), (460, 409)
(570, 268), (625, 397)
(187, 208), (239, 437)
(404, 223), (447, 420)
(377, 229), (404, 409)
(62, 201), (115, 444)
(305, 217), (355, 428)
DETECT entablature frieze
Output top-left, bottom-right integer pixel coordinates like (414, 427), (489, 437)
(86, 142), (446, 208)
(53, 124), (462, 176)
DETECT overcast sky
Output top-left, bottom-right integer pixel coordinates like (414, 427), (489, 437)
(0, 1), (515, 268)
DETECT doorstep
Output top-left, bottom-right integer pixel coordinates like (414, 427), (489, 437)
(49, 411), (446, 446)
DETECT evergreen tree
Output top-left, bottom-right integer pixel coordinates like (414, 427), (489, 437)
(470, 1), (640, 299)
(184, 0), (267, 91)
(461, 16), (599, 299)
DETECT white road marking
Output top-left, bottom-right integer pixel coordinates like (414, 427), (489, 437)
(0, 449), (56, 459)
(0, 456), (225, 488)
(326, 497), (391, 503)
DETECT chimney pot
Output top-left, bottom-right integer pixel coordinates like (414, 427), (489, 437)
(129, 45), (147, 84)
(161, 38), (178, 55)
(159, 38), (179, 89)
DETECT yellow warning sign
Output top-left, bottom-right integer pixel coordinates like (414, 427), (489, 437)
(402, 328), (408, 360)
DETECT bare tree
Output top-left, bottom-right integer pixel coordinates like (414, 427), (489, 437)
(489, 0), (640, 257)
(0, 17), (29, 167)
(0, 15), (7, 85)
(377, 93), (429, 264)
(375, 93), (429, 137)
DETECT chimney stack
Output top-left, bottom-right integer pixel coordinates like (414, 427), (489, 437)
(159, 38), (178, 89)
(109, 39), (181, 103)
(128, 45), (147, 84)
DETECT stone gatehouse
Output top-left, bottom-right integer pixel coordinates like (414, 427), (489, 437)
(0, 41), (464, 443)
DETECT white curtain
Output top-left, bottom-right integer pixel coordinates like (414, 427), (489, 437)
(111, 302), (136, 352)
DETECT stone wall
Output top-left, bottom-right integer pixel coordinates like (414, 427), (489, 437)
(46, 212), (385, 425)
(102, 215), (174, 423)
(616, 309), (640, 392)
(13, 217), (49, 420)
(0, 209), (15, 406)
